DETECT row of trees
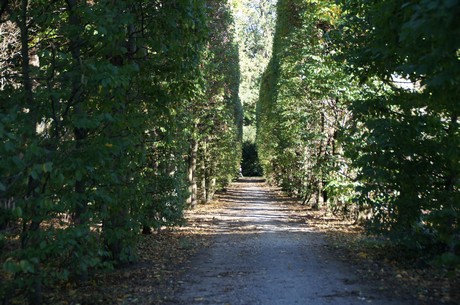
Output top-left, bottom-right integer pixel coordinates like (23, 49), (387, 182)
(231, 0), (276, 127)
(258, 0), (352, 207)
(257, 0), (459, 265)
(230, 0), (276, 176)
(0, 1), (241, 303)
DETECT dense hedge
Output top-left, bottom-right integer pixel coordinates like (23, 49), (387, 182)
(257, 0), (353, 207)
(257, 0), (459, 267)
(0, 1), (241, 303)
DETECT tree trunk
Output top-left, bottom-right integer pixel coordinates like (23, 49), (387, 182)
(103, 17), (138, 265)
(200, 146), (207, 203)
(67, 0), (86, 221)
(187, 138), (198, 207)
(66, 0), (90, 282)
(445, 113), (458, 253)
(18, 1), (43, 303)
(142, 225), (152, 235)
(313, 111), (326, 210)
(207, 177), (216, 203)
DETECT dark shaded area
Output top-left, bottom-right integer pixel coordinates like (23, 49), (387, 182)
(236, 177), (266, 184)
(241, 141), (263, 177)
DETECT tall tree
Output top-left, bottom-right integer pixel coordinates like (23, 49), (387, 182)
(230, 0), (276, 176)
(257, 0), (355, 209)
(231, 0), (276, 126)
(188, 0), (243, 205)
(338, 0), (460, 259)
(0, 1), (210, 303)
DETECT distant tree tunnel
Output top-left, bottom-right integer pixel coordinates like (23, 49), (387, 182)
(241, 141), (263, 177)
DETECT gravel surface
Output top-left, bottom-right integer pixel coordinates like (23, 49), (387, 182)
(169, 178), (419, 305)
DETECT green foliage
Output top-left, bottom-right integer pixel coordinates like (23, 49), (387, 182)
(257, 0), (355, 208)
(0, 0), (243, 303)
(337, 0), (460, 264)
(258, 0), (459, 267)
(189, 0), (243, 205)
(230, 0), (277, 126)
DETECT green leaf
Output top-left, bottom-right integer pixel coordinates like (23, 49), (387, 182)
(75, 170), (83, 182)
(12, 207), (22, 218)
(30, 169), (39, 180)
(19, 260), (35, 273)
(42, 162), (53, 173)
(3, 258), (20, 274)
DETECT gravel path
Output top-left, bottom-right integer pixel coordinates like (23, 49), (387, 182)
(170, 178), (418, 305)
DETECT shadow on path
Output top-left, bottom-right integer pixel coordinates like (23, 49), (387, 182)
(169, 177), (419, 305)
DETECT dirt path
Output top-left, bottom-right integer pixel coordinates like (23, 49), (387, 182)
(168, 178), (418, 305)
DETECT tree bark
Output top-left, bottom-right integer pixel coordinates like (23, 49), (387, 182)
(445, 113), (458, 253)
(200, 140), (207, 203)
(17, 1), (43, 303)
(66, 0), (92, 282)
(187, 138), (198, 207)
(103, 15), (138, 265)
(67, 0), (87, 223)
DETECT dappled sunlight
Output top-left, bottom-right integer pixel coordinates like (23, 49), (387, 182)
(174, 178), (427, 305)
(181, 178), (458, 304)
(184, 178), (319, 235)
